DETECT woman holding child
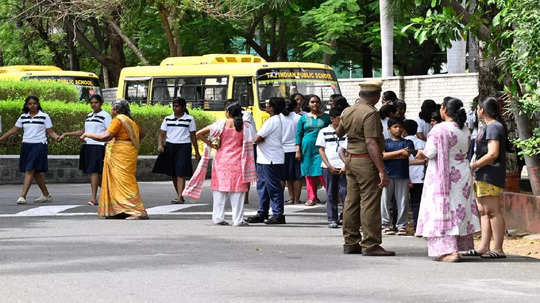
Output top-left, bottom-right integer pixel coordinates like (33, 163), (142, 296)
(415, 97), (480, 262)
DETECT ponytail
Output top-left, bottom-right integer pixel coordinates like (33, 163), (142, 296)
(226, 102), (244, 132)
(442, 97), (466, 129)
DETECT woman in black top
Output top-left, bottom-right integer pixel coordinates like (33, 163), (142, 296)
(470, 97), (507, 259)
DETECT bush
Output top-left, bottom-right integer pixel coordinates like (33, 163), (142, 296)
(0, 80), (79, 102)
(0, 100), (215, 155)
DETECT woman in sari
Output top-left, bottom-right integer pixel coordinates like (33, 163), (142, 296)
(81, 100), (148, 220)
(416, 97), (480, 262)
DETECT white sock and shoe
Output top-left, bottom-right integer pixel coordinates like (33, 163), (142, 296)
(16, 197), (27, 204)
(33, 194), (53, 203)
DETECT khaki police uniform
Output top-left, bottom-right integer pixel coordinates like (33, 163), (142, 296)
(336, 83), (385, 251)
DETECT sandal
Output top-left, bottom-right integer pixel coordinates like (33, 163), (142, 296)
(304, 200), (317, 206)
(285, 199), (294, 205)
(461, 249), (482, 257)
(88, 201), (97, 206)
(215, 221), (230, 226)
(435, 253), (460, 262)
(480, 251), (506, 259)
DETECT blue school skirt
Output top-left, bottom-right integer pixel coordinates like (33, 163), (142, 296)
(152, 142), (193, 178)
(79, 144), (105, 174)
(19, 143), (48, 173)
(282, 152), (302, 181)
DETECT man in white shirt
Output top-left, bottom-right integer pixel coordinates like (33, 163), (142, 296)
(246, 97), (286, 225)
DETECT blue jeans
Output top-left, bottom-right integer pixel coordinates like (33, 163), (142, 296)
(256, 164), (285, 217)
(322, 168), (347, 222)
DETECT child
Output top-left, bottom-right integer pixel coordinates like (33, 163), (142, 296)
(153, 97), (200, 204)
(381, 118), (415, 235)
(403, 119), (426, 230)
(316, 107), (347, 228)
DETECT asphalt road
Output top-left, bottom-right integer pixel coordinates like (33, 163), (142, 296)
(0, 182), (539, 302)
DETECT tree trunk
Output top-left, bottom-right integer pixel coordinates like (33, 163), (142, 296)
(64, 18), (80, 70)
(515, 111), (540, 195)
(379, 0), (393, 77)
(361, 43), (373, 77)
(157, 4), (178, 57)
(0, 49), (4, 66)
(102, 65), (110, 89)
(467, 0), (479, 73)
(107, 20), (126, 87)
(106, 18), (149, 65)
(323, 39), (336, 65)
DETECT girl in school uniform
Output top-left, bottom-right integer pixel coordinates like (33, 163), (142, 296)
(60, 94), (112, 206)
(0, 96), (60, 204)
(153, 98), (201, 204)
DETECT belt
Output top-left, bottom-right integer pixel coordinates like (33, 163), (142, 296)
(349, 153), (370, 158)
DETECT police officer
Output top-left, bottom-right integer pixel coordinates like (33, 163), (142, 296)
(336, 80), (395, 256)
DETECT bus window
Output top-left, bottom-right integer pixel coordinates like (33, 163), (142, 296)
(152, 78), (175, 104)
(233, 77), (254, 107)
(203, 77), (228, 110)
(178, 77), (203, 107)
(125, 81), (149, 104)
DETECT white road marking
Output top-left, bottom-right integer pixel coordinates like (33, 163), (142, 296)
(12, 205), (82, 216)
(284, 205), (324, 211)
(146, 204), (205, 215)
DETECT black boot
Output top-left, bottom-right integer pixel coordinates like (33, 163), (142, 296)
(245, 213), (267, 223)
(264, 215), (286, 224)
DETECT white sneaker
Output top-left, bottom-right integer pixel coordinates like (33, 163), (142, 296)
(16, 197), (27, 205)
(34, 194), (53, 203)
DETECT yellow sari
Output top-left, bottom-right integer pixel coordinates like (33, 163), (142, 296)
(98, 114), (147, 218)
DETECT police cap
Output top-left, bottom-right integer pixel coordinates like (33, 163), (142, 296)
(358, 79), (383, 92)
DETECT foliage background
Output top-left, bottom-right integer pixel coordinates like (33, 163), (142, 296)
(0, 100), (215, 155)
(0, 80), (79, 102)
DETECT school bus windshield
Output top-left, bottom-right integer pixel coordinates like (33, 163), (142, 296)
(256, 68), (340, 106)
(24, 76), (101, 101)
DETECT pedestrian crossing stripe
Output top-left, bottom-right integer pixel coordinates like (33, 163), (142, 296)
(0, 203), (325, 217)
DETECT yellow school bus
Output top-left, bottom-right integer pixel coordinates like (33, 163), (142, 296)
(116, 54), (341, 128)
(0, 65), (101, 101)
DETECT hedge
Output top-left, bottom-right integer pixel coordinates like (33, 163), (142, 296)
(0, 100), (215, 155)
(0, 80), (79, 102)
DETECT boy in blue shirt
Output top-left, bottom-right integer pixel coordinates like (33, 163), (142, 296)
(381, 118), (415, 235)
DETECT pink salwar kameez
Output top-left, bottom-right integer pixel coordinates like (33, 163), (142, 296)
(415, 122), (480, 257)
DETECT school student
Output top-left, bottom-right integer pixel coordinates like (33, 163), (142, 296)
(281, 97), (302, 205)
(316, 107), (347, 228)
(381, 118), (415, 235)
(403, 119), (426, 230)
(153, 98), (200, 204)
(246, 97), (286, 224)
(60, 94), (112, 206)
(0, 96), (61, 204)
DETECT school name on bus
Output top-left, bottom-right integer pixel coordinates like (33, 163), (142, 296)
(265, 71), (333, 80)
(40, 79), (95, 86)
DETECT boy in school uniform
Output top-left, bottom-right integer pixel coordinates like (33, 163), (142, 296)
(381, 118), (415, 235)
(316, 107), (347, 228)
(403, 119), (427, 230)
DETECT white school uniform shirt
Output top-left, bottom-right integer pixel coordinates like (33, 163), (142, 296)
(381, 117), (391, 139)
(415, 117), (432, 138)
(160, 113), (197, 144)
(280, 112), (301, 153)
(256, 115), (284, 164)
(315, 125), (347, 169)
(405, 135), (426, 184)
(15, 111), (53, 144)
(84, 110), (112, 145)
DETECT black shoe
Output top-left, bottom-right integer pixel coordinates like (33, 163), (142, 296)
(264, 215), (286, 224)
(245, 213), (267, 223)
(343, 245), (363, 254)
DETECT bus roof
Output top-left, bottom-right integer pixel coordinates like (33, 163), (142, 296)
(120, 61), (334, 79)
(160, 54), (266, 66)
(0, 65), (62, 73)
(0, 68), (99, 80)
